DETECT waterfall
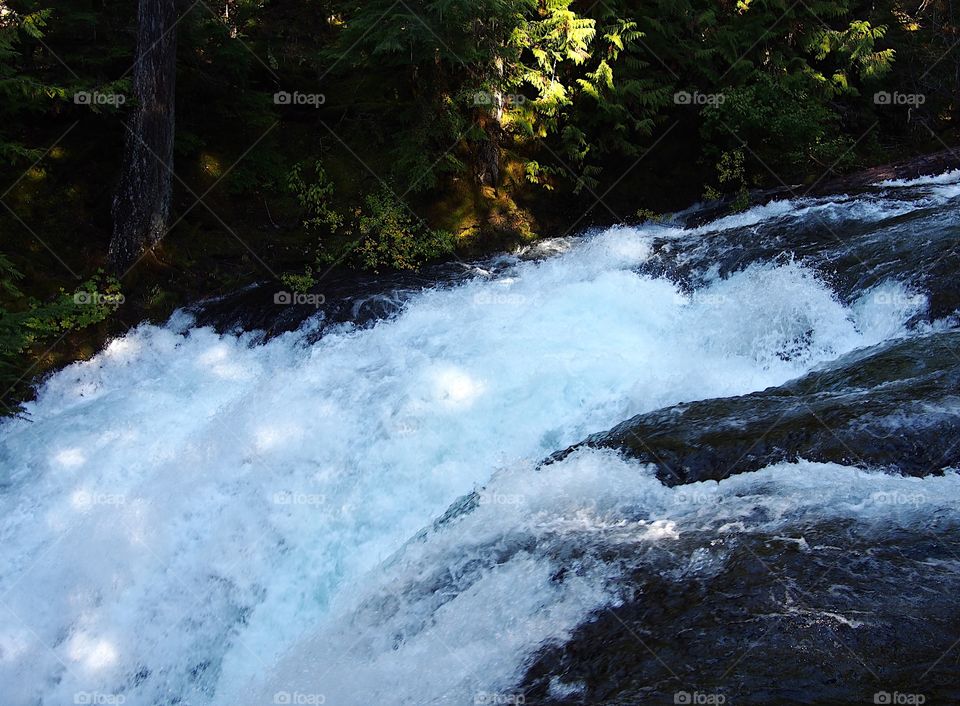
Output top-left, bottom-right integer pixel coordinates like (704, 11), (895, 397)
(2, 172), (960, 705)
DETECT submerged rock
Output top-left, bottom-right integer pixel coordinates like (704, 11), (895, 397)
(519, 520), (960, 705)
(642, 187), (960, 323)
(547, 330), (960, 484)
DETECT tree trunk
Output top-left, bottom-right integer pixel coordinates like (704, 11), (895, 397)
(109, 0), (178, 271)
(477, 122), (501, 191)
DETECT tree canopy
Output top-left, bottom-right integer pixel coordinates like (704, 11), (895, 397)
(1, 0), (958, 409)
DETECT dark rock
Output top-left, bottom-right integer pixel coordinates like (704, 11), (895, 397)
(546, 331), (960, 485)
(518, 524), (960, 705)
(809, 147), (960, 196)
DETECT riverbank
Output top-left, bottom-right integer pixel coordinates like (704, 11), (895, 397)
(3, 145), (959, 414)
(3, 171), (959, 705)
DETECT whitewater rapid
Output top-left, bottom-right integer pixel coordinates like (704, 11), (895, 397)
(1, 175), (958, 705)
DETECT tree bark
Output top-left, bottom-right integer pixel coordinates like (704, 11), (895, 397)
(109, 0), (178, 271)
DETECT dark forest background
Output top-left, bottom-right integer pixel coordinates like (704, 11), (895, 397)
(2, 0), (959, 410)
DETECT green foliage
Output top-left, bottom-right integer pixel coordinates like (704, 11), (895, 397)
(280, 268), (316, 293)
(0, 0), (954, 419)
(0, 257), (121, 412)
(352, 188), (456, 272)
(702, 72), (856, 182)
(559, 8), (672, 173)
(3, 0), (941, 230)
(288, 160), (343, 232)
(0, 0), (956, 412)
(0, 4), (61, 164)
(321, 0), (665, 192)
(635, 208), (670, 223)
(288, 160), (454, 272)
(804, 20), (895, 90)
(708, 149), (750, 212)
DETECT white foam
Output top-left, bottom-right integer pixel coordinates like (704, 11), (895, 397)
(238, 452), (960, 706)
(852, 281), (928, 342)
(878, 168), (960, 187)
(0, 220), (935, 705)
(694, 199), (799, 232)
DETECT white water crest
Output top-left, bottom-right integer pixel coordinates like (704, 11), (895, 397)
(0, 178), (954, 705)
(878, 167), (960, 187)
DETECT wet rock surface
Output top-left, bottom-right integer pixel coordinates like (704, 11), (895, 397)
(548, 331), (960, 485)
(186, 258), (517, 340)
(520, 168), (960, 705)
(519, 523), (960, 705)
(642, 191), (960, 322)
(5, 162), (960, 706)
(185, 167), (960, 706)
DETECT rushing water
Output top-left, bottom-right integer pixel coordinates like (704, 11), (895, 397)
(1, 173), (959, 705)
